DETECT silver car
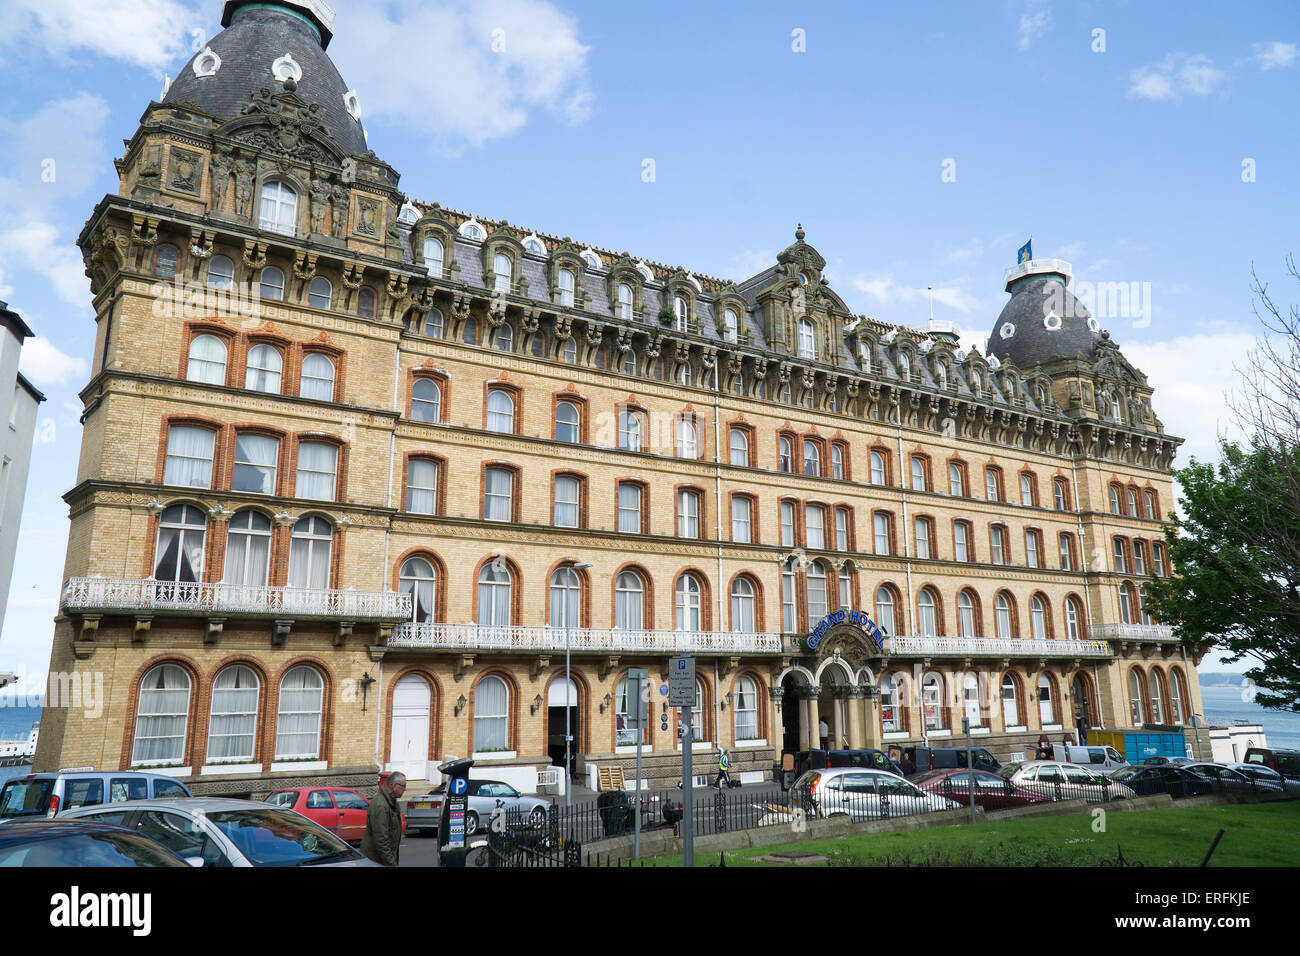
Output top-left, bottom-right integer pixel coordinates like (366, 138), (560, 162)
(1009, 761), (1135, 801)
(58, 797), (379, 867)
(406, 779), (551, 835)
(773, 767), (961, 824)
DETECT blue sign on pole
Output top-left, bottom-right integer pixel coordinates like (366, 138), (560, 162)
(450, 777), (468, 796)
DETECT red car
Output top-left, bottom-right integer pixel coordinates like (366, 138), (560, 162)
(264, 787), (405, 844)
(912, 769), (1052, 811)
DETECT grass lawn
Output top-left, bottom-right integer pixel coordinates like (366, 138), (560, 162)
(642, 801), (1300, 866)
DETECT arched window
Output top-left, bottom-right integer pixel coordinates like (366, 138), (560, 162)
(935, 364), (948, 390)
(917, 588), (937, 637)
(1065, 596), (1084, 639)
(1001, 674), (1021, 729)
(984, 467), (1002, 501)
(245, 343), (283, 392)
(207, 254), (235, 290)
(729, 428), (749, 467)
(957, 591), (976, 638)
(781, 559), (797, 631)
(798, 319), (815, 359)
(677, 419), (698, 458)
(995, 592), (1013, 639)
(493, 252), (512, 293)
(674, 295), (689, 332)
(557, 269), (575, 307)
(730, 578), (755, 632)
(477, 562), (512, 627)
(207, 665), (259, 763)
(1129, 669), (1145, 724)
(949, 462), (965, 496)
(495, 323), (513, 351)
(615, 676), (643, 746)
(1037, 673), (1058, 725)
(1031, 595), (1048, 641)
(1110, 485), (1122, 514)
(922, 673), (942, 730)
(555, 401), (580, 443)
(615, 570), (644, 630)
(1119, 583), (1134, 624)
(473, 676), (509, 753)
(224, 509), (273, 587)
(308, 275), (332, 309)
(723, 308), (738, 343)
(962, 672), (982, 727)
(870, 450), (887, 485)
(803, 440), (821, 477)
(153, 504), (206, 584)
(618, 409), (642, 451)
(275, 665), (323, 759)
(400, 556), (436, 623)
(549, 567), (582, 627)
(806, 561), (828, 621)
(675, 573), (703, 631)
(1149, 670), (1166, 724)
(187, 334), (227, 385)
(425, 308), (444, 338)
(617, 283), (633, 320)
(911, 457), (927, 491)
(412, 378), (441, 423)
(875, 587), (896, 635)
(357, 286), (376, 319)
(735, 675), (759, 739)
(1127, 488), (1138, 517)
(259, 265), (285, 301)
(1145, 489), (1158, 519)
(899, 353), (911, 379)
(486, 389), (515, 433)
(831, 444), (845, 480)
(1053, 478), (1069, 511)
(423, 237), (444, 276)
(1170, 669), (1188, 725)
(154, 244), (179, 278)
(880, 673), (904, 732)
(288, 515), (332, 590)
(258, 180), (298, 235)
(779, 436), (794, 472)
(1020, 474), (1035, 506)
(299, 353), (335, 401)
(132, 664), (191, 764)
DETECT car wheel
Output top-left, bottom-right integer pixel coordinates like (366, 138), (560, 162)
(528, 806), (546, 827)
(465, 811), (479, 834)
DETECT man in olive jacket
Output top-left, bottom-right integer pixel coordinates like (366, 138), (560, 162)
(361, 772), (406, 866)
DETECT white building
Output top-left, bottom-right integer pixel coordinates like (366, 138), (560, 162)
(1209, 724), (1267, 764)
(0, 722), (39, 760)
(0, 302), (44, 639)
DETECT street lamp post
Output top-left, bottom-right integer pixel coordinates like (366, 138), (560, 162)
(564, 562), (592, 808)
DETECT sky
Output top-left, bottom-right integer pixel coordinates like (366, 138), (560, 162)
(0, 0), (1297, 683)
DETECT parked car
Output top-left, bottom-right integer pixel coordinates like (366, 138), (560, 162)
(1140, 755), (1196, 766)
(406, 779), (551, 836)
(59, 798), (378, 866)
(1109, 765), (1212, 799)
(912, 768), (1053, 810)
(770, 767), (961, 824)
(1224, 761), (1297, 793)
(826, 749), (904, 775)
(903, 746), (1001, 774)
(1243, 747), (1300, 782)
(0, 771), (191, 821)
(1049, 744), (1129, 773)
(0, 819), (190, 867)
(1184, 762), (1283, 794)
(264, 787), (404, 843)
(1004, 762), (1136, 801)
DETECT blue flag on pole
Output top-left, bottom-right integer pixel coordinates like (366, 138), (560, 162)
(1017, 240), (1032, 264)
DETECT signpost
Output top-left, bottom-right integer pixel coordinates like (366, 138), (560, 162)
(628, 667), (648, 860)
(669, 656), (696, 867)
(962, 718), (976, 824)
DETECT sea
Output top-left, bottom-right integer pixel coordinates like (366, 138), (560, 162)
(1197, 679), (1300, 751)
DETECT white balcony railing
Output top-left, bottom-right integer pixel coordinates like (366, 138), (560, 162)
(1089, 623), (1176, 643)
(886, 634), (1113, 658)
(390, 622), (783, 655)
(61, 577), (411, 622)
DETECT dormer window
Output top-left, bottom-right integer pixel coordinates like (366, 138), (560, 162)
(723, 308), (738, 343)
(492, 252), (512, 294)
(899, 353), (911, 380)
(1111, 395), (1123, 421)
(396, 202), (419, 224)
(798, 319), (815, 359)
(524, 237), (546, 254)
(557, 269), (575, 308)
(258, 180), (297, 236)
(460, 219), (485, 241)
(674, 296), (689, 333)
(581, 249), (602, 271)
(636, 262), (654, 282)
(935, 364), (947, 389)
(423, 237), (444, 276)
(617, 283), (633, 320)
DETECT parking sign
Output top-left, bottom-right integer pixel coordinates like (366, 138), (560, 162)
(668, 656), (695, 706)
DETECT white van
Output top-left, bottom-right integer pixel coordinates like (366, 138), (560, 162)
(1049, 744), (1127, 774)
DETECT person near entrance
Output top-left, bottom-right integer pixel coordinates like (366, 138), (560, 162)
(818, 718), (829, 750)
(361, 771), (406, 867)
(1075, 710), (1089, 746)
(715, 749), (733, 789)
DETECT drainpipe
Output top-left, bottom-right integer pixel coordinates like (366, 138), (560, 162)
(712, 376), (724, 638)
(372, 657), (385, 775)
(383, 346), (400, 588)
(1068, 457), (1094, 634)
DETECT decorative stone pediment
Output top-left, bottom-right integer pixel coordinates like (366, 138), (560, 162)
(219, 86), (346, 164)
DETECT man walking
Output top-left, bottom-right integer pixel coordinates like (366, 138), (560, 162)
(361, 771), (406, 867)
(715, 749), (733, 789)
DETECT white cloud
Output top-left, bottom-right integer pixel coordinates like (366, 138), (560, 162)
(1253, 41), (1298, 71)
(1129, 53), (1227, 101)
(334, 0), (593, 153)
(0, 222), (88, 307)
(850, 275), (984, 316)
(1016, 1), (1052, 52)
(0, 0), (197, 73)
(19, 336), (89, 386)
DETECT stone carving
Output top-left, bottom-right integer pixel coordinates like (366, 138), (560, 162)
(168, 147), (202, 193)
(310, 176), (331, 235)
(330, 184), (349, 237)
(355, 196), (379, 237)
(209, 149), (234, 211)
(232, 159), (256, 219)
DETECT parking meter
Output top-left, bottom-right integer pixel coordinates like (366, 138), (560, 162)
(437, 758), (475, 867)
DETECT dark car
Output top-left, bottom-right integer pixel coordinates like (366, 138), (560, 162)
(827, 749), (904, 776)
(1243, 747), (1300, 782)
(904, 746), (1001, 775)
(1184, 763), (1281, 795)
(1109, 765), (1212, 799)
(0, 819), (190, 867)
(912, 768), (1053, 810)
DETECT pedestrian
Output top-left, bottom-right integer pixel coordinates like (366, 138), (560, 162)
(360, 771), (406, 867)
(818, 718), (829, 751)
(1036, 733), (1051, 761)
(1075, 711), (1089, 746)
(715, 748), (733, 789)
(898, 751), (916, 777)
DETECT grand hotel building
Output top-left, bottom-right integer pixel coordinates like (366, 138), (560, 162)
(36, 0), (1207, 794)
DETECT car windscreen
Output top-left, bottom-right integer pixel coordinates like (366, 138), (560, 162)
(204, 808), (355, 866)
(0, 831), (189, 867)
(0, 779), (53, 818)
(1110, 768), (1139, 780)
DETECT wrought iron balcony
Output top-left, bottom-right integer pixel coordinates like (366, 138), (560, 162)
(1089, 623), (1177, 643)
(885, 635), (1113, 658)
(389, 622), (784, 655)
(61, 577), (411, 623)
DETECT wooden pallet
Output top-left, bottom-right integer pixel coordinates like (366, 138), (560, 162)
(597, 766), (626, 791)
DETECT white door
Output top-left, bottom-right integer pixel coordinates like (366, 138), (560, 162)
(391, 676), (431, 781)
